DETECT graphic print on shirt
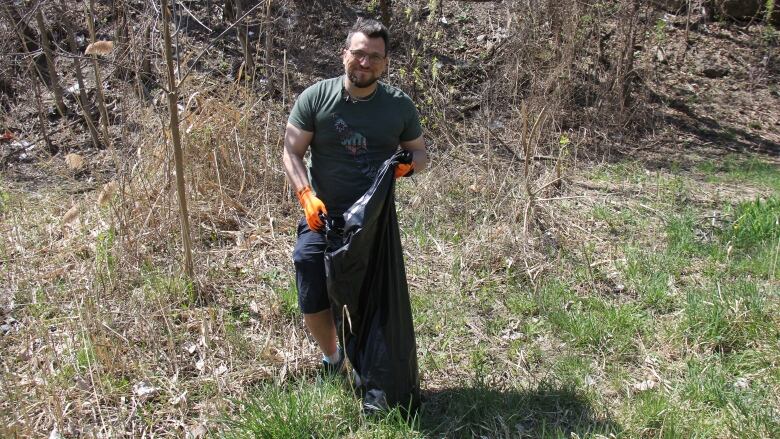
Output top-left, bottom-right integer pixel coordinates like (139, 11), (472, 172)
(332, 114), (376, 178)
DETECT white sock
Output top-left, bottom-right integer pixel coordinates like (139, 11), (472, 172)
(324, 348), (342, 364)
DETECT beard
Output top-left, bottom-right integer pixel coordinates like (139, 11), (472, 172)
(347, 70), (379, 88)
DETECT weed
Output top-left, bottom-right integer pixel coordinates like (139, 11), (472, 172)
(621, 248), (680, 313)
(682, 280), (777, 354)
(0, 186), (10, 213)
(549, 297), (646, 360)
(626, 391), (689, 438)
(139, 269), (192, 304)
(722, 196), (780, 249)
(654, 18), (668, 43)
(666, 211), (705, 256)
(553, 355), (592, 387)
(681, 355), (780, 437)
(504, 287), (539, 316)
(277, 279), (299, 318)
(590, 161), (648, 184)
(95, 226), (117, 288)
(221, 378), (419, 438)
(420, 382), (619, 437)
(717, 196), (780, 278)
(259, 269), (300, 318)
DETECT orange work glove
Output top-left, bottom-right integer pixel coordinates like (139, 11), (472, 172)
(394, 150), (415, 179)
(296, 185), (327, 231)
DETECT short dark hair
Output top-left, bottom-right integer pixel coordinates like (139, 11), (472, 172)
(345, 18), (389, 55)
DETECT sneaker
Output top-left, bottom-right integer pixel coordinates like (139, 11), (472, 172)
(321, 346), (345, 376)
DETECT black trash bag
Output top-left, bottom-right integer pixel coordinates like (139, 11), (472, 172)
(323, 150), (420, 414)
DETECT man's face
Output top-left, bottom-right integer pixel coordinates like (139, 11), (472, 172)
(342, 32), (387, 89)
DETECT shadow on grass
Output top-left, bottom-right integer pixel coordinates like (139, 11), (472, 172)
(418, 384), (621, 438)
(648, 88), (780, 159)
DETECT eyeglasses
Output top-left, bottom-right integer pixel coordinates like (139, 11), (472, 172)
(348, 49), (386, 65)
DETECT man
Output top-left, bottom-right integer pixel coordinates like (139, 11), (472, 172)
(282, 18), (427, 372)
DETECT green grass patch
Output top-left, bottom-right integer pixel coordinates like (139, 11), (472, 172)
(625, 391), (691, 438)
(138, 269), (193, 304)
(719, 196), (780, 278)
(697, 155), (780, 190)
(682, 356), (780, 437)
(0, 185), (10, 213)
(589, 161), (649, 185)
(548, 298), (647, 360)
(666, 211), (707, 256)
(95, 226), (117, 288)
(276, 280), (299, 318)
(222, 378), (420, 438)
(721, 196), (780, 249)
(621, 248), (680, 313)
(552, 355), (592, 388)
(259, 270), (300, 318)
(591, 203), (644, 235)
(682, 280), (778, 354)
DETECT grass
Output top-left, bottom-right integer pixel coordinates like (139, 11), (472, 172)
(3, 156), (778, 438)
(222, 377), (421, 438)
(696, 155), (780, 191)
(230, 156), (779, 437)
(222, 377), (623, 438)
(3, 0), (780, 436)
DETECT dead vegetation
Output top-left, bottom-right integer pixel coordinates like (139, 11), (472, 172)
(1, 0), (778, 437)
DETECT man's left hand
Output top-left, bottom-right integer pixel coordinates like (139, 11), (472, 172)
(395, 150), (415, 179)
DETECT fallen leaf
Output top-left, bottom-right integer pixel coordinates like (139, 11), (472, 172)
(1, 130), (13, 143)
(97, 181), (118, 206)
(64, 153), (84, 171)
(85, 40), (114, 56)
(632, 379), (657, 392)
(734, 377), (750, 390)
(186, 424), (207, 439)
(62, 205), (79, 224)
(45, 264), (74, 281)
(132, 381), (159, 403)
(170, 391), (187, 407)
(184, 342), (197, 355)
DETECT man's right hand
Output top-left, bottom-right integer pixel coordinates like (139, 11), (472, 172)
(296, 186), (328, 231)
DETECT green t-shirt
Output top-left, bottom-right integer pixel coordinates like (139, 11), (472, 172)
(288, 75), (422, 216)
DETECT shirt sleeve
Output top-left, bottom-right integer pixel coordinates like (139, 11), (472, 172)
(288, 85), (316, 132)
(399, 97), (423, 142)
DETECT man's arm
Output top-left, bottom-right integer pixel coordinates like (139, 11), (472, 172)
(400, 135), (428, 173)
(282, 123), (314, 192)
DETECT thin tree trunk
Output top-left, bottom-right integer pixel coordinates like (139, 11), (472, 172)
(113, 0), (130, 80)
(235, 0), (254, 83)
(34, 7), (66, 117)
(6, 5), (54, 154)
(137, 24), (153, 100)
(161, 0), (196, 287)
(619, 0), (640, 110)
(66, 26), (101, 150)
(3, 4), (47, 84)
(264, 0), (273, 94)
(87, 0), (112, 148)
(30, 63), (56, 155)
